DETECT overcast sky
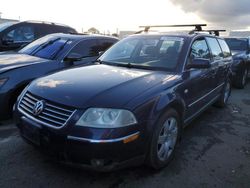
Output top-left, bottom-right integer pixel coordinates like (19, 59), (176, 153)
(1, 0), (249, 33)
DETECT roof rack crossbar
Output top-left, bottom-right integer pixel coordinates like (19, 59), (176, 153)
(202, 29), (226, 36)
(139, 24), (207, 32)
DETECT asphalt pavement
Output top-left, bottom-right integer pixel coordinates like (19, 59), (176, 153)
(0, 82), (250, 188)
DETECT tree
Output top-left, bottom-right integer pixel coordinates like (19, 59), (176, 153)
(88, 27), (100, 34)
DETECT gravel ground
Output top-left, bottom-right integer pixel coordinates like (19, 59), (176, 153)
(0, 82), (250, 188)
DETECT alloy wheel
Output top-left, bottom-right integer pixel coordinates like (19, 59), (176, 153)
(157, 117), (178, 161)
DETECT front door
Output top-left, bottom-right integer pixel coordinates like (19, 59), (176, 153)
(180, 37), (214, 121)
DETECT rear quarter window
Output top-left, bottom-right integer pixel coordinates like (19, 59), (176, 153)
(218, 39), (231, 58)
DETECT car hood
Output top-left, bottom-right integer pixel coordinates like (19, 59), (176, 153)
(28, 64), (175, 109)
(0, 53), (49, 74)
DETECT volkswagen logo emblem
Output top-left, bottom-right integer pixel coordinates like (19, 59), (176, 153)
(33, 100), (45, 116)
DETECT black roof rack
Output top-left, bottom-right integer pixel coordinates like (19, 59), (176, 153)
(199, 29), (226, 36)
(136, 24), (226, 36)
(139, 24), (207, 32)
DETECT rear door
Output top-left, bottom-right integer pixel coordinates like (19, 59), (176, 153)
(205, 37), (227, 98)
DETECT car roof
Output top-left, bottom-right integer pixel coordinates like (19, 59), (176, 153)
(20, 20), (72, 28)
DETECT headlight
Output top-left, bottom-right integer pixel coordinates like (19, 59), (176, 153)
(0, 78), (8, 87)
(76, 108), (137, 128)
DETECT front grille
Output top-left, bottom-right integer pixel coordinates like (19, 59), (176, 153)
(18, 91), (76, 128)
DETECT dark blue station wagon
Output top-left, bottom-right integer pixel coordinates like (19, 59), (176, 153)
(14, 29), (233, 171)
(0, 33), (118, 119)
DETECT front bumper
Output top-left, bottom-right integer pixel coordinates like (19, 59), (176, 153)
(14, 110), (148, 171)
(0, 90), (12, 119)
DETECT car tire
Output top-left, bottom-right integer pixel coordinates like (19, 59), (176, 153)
(146, 108), (181, 170)
(235, 67), (248, 89)
(214, 79), (231, 108)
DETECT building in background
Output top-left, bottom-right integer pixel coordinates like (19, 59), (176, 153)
(119, 31), (136, 39)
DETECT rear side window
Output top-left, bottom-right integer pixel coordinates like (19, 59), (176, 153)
(206, 37), (223, 60)
(218, 39), (231, 58)
(48, 25), (75, 34)
(59, 27), (77, 34)
(70, 39), (100, 57)
(190, 38), (210, 60)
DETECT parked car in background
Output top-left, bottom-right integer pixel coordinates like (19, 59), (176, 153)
(224, 37), (250, 88)
(14, 25), (232, 171)
(0, 21), (77, 52)
(0, 33), (118, 119)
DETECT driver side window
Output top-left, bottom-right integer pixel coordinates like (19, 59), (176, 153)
(189, 38), (211, 64)
(69, 39), (99, 58)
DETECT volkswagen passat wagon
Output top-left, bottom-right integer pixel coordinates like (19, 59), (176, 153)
(14, 29), (232, 171)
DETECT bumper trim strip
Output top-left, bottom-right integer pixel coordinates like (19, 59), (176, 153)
(67, 132), (140, 143)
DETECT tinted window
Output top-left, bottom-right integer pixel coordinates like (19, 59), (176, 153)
(218, 39), (231, 58)
(99, 36), (184, 71)
(55, 26), (76, 34)
(69, 39), (100, 57)
(206, 37), (223, 60)
(3, 26), (34, 42)
(19, 35), (55, 54)
(98, 39), (116, 52)
(20, 37), (73, 60)
(189, 38), (210, 61)
(224, 38), (248, 51)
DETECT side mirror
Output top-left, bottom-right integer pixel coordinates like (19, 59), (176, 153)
(98, 51), (104, 56)
(187, 58), (211, 69)
(63, 53), (83, 64)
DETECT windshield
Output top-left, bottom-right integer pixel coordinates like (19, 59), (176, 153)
(224, 38), (248, 51)
(99, 36), (184, 71)
(0, 22), (17, 32)
(19, 35), (73, 60)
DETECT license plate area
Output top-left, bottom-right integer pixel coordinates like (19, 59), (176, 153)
(21, 117), (41, 146)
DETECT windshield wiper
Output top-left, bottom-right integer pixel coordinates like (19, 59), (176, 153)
(119, 62), (133, 68)
(31, 38), (61, 55)
(95, 59), (114, 65)
(97, 60), (153, 70)
(50, 39), (70, 60)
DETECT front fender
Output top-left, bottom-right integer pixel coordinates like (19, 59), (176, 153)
(231, 59), (246, 75)
(152, 92), (186, 125)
